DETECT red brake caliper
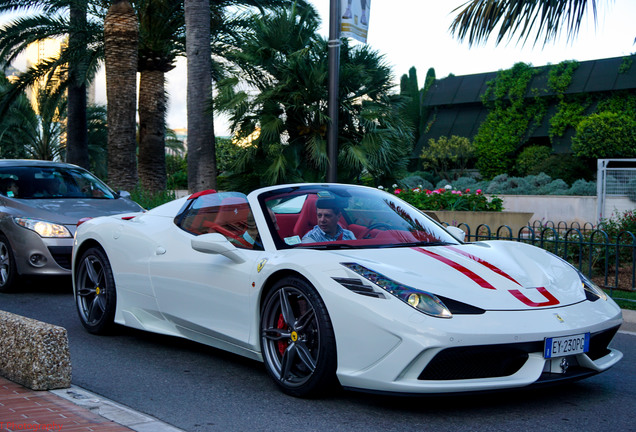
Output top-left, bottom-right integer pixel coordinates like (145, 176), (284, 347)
(277, 313), (289, 355)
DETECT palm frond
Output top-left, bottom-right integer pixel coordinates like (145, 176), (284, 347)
(450, 0), (599, 47)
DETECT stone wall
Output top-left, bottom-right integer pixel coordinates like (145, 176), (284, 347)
(500, 195), (635, 225)
(0, 310), (71, 390)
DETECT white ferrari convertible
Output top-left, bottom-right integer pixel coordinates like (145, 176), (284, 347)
(72, 183), (623, 397)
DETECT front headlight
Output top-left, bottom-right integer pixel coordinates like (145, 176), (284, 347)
(341, 262), (452, 318)
(547, 251), (607, 302)
(580, 272), (608, 301)
(14, 217), (72, 238)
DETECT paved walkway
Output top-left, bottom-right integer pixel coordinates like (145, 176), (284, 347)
(0, 377), (132, 431)
(0, 376), (183, 432)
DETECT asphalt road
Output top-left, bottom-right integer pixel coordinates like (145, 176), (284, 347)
(1, 278), (635, 432)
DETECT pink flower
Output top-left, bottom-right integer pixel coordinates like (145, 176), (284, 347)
(465, 188), (470, 193)
(394, 188), (402, 194)
(476, 189), (482, 194)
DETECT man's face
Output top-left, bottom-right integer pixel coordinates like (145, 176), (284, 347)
(317, 208), (340, 236)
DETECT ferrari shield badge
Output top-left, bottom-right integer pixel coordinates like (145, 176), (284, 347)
(257, 258), (268, 273)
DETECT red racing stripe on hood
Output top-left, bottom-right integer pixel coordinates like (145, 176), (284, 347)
(444, 245), (522, 286)
(412, 247), (496, 289)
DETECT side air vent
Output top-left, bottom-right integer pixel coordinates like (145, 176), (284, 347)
(333, 277), (385, 298)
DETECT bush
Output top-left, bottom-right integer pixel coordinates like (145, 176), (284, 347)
(572, 111), (636, 158)
(398, 174), (433, 191)
(600, 209), (636, 237)
(166, 154), (187, 189)
(389, 185), (503, 212)
(568, 179), (597, 196)
(420, 135), (475, 180)
(516, 145), (552, 176)
(130, 186), (176, 210)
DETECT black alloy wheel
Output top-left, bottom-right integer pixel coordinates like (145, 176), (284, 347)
(260, 276), (337, 397)
(75, 246), (117, 334)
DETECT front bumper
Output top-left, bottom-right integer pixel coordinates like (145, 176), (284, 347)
(326, 288), (623, 394)
(10, 227), (73, 277)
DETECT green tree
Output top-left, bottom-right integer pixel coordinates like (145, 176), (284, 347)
(420, 135), (474, 181)
(0, 74), (108, 168)
(400, 66), (421, 144)
(0, 0), (103, 167)
(450, 0), (608, 46)
(571, 111), (636, 158)
(216, 4), (413, 190)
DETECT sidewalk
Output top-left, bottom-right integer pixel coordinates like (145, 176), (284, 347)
(1, 310), (634, 432)
(0, 377), (183, 432)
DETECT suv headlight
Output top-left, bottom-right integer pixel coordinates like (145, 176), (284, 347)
(14, 217), (72, 238)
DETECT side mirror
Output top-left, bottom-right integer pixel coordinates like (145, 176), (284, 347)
(446, 226), (466, 242)
(118, 190), (132, 199)
(191, 233), (246, 263)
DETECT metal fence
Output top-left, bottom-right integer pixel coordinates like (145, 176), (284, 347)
(451, 221), (636, 300)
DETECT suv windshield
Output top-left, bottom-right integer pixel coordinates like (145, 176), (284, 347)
(0, 166), (115, 199)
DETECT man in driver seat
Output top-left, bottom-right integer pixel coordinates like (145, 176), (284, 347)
(302, 194), (356, 243)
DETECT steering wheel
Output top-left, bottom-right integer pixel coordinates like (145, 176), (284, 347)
(362, 223), (392, 239)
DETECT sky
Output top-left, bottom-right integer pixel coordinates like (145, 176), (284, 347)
(168, 0), (635, 135)
(5, 1), (636, 134)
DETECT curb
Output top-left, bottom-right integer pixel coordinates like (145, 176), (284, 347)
(622, 308), (636, 323)
(50, 385), (185, 432)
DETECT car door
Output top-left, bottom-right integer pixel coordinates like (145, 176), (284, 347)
(148, 192), (263, 350)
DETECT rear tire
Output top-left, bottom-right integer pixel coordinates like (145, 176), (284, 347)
(74, 246), (117, 334)
(260, 276), (338, 397)
(0, 234), (19, 292)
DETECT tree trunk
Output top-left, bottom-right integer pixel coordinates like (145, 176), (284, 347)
(138, 69), (167, 193)
(185, 0), (216, 193)
(104, 0), (138, 191)
(66, 0), (90, 169)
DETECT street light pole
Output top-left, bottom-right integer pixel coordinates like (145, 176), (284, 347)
(327, 0), (341, 183)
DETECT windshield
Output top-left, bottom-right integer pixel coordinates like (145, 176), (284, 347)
(258, 184), (460, 250)
(0, 166), (115, 199)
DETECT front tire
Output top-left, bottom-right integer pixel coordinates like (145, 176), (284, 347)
(0, 234), (19, 292)
(260, 276), (337, 397)
(74, 246), (117, 334)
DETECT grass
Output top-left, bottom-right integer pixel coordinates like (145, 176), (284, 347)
(604, 289), (636, 310)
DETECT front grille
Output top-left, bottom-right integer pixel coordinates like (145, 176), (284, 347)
(587, 325), (620, 360)
(418, 325), (621, 381)
(418, 342), (541, 380)
(47, 246), (72, 270)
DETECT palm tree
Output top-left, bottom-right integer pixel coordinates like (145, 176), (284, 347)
(0, 86), (63, 161)
(0, 0), (97, 168)
(0, 72), (107, 164)
(136, 0), (183, 193)
(66, 0), (90, 168)
(104, 0), (138, 191)
(215, 4), (412, 191)
(449, 0), (604, 46)
(185, 0), (216, 193)
(0, 0), (297, 193)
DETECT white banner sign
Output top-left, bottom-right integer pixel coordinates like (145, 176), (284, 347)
(340, 0), (371, 43)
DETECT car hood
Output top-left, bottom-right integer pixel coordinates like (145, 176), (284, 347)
(5, 197), (143, 225)
(325, 240), (586, 311)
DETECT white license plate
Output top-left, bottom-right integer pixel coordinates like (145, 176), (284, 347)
(544, 333), (590, 358)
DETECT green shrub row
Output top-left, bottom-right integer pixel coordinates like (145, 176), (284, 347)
(398, 172), (597, 196)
